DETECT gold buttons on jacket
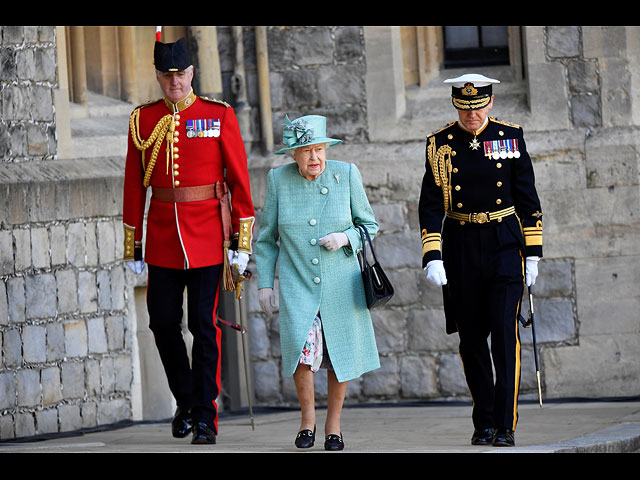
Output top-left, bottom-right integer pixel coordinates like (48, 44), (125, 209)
(497, 181), (502, 187)
(496, 199), (502, 205)
(455, 185), (461, 191)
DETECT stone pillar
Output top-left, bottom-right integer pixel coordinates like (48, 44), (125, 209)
(118, 26), (139, 105)
(68, 26), (88, 105)
(363, 26), (406, 142)
(189, 26), (223, 99)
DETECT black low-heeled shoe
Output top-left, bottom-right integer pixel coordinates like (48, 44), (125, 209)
(295, 426), (316, 448)
(324, 433), (344, 451)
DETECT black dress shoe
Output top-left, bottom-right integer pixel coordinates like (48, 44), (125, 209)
(171, 407), (192, 438)
(324, 433), (344, 451)
(492, 428), (515, 447)
(191, 422), (216, 444)
(471, 427), (495, 445)
(294, 426), (315, 448)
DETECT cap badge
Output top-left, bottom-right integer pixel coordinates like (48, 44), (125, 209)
(462, 83), (478, 96)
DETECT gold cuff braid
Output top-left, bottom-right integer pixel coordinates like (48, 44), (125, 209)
(237, 217), (255, 254)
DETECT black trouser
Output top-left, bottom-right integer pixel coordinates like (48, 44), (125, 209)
(442, 217), (524, 431)
(147, 264), (222, 434)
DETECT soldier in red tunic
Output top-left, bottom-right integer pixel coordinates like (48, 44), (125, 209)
(122, 37), (255, 444)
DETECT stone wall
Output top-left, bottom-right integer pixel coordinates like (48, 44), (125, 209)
(0, 26), (133, 440)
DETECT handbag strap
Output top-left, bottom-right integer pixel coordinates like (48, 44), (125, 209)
(356, 225), (379, 264)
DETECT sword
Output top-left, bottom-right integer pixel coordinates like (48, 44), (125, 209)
(521, 286), (543, 407)
(234, 267), (255, 430)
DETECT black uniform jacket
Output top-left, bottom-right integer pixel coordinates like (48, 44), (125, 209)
(418, 117), (543, 267)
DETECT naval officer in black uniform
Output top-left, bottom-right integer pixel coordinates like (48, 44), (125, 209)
(418, 74), (543, 447)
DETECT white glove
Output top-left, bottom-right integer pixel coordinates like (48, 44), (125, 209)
(425, 260), (447, 286)
(126, 260), (144, 274)
(228, 250), (250, 274)
(318, 232), (349, 252)
(258, 288), (277, 319)
(525, 256), (539, 287)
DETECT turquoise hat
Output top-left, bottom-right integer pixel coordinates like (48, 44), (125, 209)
(275, 114), (342, 155)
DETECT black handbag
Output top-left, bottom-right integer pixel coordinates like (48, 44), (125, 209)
(356, 225), (394, 309)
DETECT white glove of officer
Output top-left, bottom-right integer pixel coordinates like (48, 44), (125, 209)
(318, 232), (349, 252)
(258, 287), (278, 319)
(425, 260), (447, 286)
(525, 256), (539, 287)
(126, 260), (144, 274)
(228, 250), (250, 274)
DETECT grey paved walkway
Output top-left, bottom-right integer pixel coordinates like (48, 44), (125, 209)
(1, 399), (639, 453)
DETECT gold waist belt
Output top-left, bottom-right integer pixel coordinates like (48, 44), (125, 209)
(446, 206), (516, 224)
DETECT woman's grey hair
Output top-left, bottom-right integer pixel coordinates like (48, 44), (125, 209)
(289, 142), (330, 158)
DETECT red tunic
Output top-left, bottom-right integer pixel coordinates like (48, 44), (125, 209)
(123, 92), (255, 269)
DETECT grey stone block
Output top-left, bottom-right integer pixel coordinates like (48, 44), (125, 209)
(13, 228), (30, 272)
(22, 324), (46, 363)
(58, 404), (83, 432)
(25, 273), (56, 319)
(41, 366), (63, 405)
(46, 323), (65, 362)
(87, 316), (108, 354)
(0, 230), (13, 275)
(55, 269), (78, 313)
(0, 372), (16, 410)
(2, 328), (21, 367)
(16, 369), (40, 407)
(64, 319), (88, 358)
(14, 412), (35, 438)
(400, 355), (438, 398)
(61, 361), (85, 399)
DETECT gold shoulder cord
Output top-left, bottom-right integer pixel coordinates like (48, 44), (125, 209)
(427, 136), (453, 211)
(129, 108), (174, 187)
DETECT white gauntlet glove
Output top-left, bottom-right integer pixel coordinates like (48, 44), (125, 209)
(258, 287), (277, 319)
(425, 260), (447, 286)
(318, 232), (349, 252)
(126, 260), (144, 274)
(525, 256), (539, 287)
(228, 250), (250, 274)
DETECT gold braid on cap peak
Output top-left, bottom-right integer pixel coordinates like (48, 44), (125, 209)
(427, 136), (453, 211)
(129, 107), (175, 187)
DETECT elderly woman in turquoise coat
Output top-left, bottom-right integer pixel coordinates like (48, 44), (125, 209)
(255, 114), (380, 451)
